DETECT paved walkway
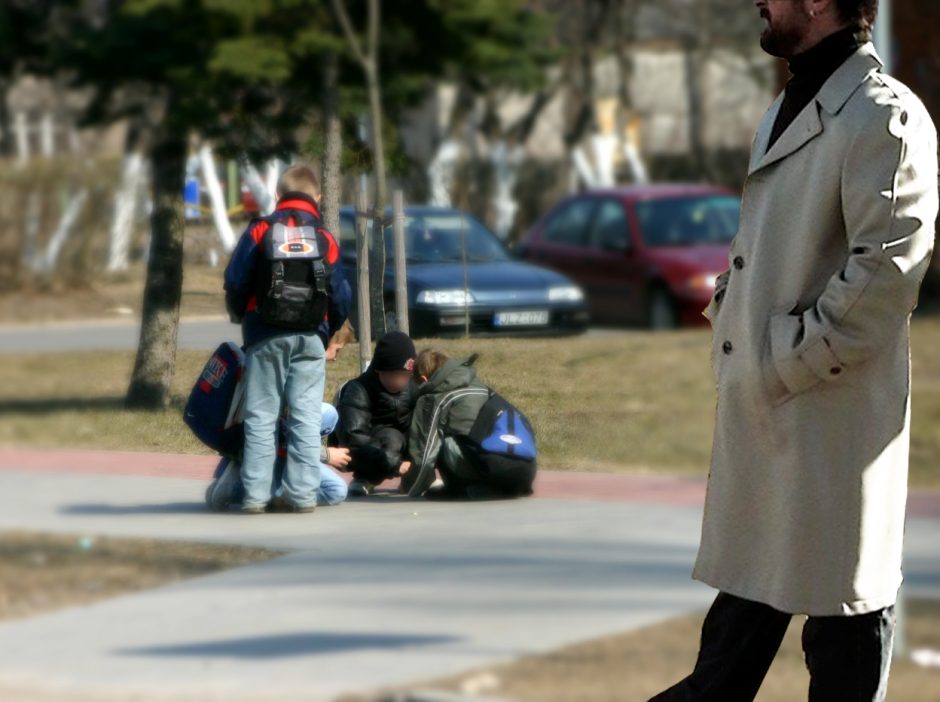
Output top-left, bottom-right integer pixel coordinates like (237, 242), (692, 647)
(0, 448), (938, 702)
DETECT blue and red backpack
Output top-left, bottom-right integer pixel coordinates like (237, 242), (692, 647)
(183, 342), (246, 458)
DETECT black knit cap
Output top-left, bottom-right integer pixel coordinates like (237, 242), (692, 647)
(371, 331), (416, 372)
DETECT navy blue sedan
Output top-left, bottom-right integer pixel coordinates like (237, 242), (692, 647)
(338, 206), (589, 338)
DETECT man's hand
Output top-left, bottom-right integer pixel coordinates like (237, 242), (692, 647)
(398, 460), (412, 476)
(327, 447), (352, 470)
(326, 319), (354, 362)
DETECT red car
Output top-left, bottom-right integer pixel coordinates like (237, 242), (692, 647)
(517, 185), (740, 329)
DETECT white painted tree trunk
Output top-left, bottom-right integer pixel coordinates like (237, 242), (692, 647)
(264, 160), (280, 205)
(40, 112), (54, 157)
(107, 152), (146, 272)
(591, 134), (618, 187)
(14, 111), (29, 164)
(199, 145), (236, 253)
(572, 145), (598, 190)
(489, 141), (522, 240)
(35, 190), (88, 274)
(21, 192), (41, 270)
(623, 140), (649, 184)
(427, 139), (460, 207)
(240, 163), (275, 215)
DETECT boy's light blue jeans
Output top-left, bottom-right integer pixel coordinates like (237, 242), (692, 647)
(242, 332), (325, 510)
(221, 403), (347, 507)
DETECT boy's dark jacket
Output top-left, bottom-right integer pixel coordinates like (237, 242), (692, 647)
(408, 356), (490, 477)
(335, 368), (417, 448)
(223, 192), (351, 349)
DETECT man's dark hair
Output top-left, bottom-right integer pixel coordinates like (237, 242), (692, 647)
(835, 0), (879, 39)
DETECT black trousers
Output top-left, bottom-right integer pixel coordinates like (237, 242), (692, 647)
(348, 426), (407, 485)
(649, 591), (895, 702)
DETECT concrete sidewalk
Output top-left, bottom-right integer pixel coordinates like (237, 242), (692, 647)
(0, 450), (938, 701)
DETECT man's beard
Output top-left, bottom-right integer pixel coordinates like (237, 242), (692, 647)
(759, 13), (810, 58)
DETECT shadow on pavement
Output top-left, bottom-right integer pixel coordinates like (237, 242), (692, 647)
(117, 631), (461, 659)
(61, 502), (207, 515)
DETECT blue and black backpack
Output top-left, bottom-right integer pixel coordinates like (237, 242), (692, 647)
(461, 391), (538, 496)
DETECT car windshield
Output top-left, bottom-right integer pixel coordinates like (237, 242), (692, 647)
(635, 195), (740, 247)
(340, 212), (511, 263)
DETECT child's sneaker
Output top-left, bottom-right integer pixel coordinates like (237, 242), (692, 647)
(267, 496), (316, 514)
(205, 458), (241, 512)
(348, 479), (375, 497)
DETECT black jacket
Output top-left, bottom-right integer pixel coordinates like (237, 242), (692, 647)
(335, 369), (417, 449)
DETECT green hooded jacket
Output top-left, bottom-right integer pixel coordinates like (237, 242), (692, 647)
(407, 356), (490, 494)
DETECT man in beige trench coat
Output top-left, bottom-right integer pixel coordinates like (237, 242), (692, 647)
(651, 1), (938, 701)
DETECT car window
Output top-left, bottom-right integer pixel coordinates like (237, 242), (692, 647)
(339, 214), (358, 250)
(401, 214), (509, 263)
(339, 212), (510, 263)
(635, 195), (740, 247)
(589, 199), (631, 252)
(542, 199), (596, 248)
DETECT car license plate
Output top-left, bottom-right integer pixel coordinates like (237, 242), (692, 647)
(493, 310), (550, 327)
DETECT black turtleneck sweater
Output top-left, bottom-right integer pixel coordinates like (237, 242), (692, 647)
(767, 25), (865, 151)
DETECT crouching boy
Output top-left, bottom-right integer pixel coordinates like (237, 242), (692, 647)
(206, 403), (352, 511)
(334, 331), (417, 496)
(404, 349), (537, 500)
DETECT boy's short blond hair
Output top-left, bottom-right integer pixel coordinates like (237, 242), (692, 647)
(414, 348), (450, 382)
(276, 164), (321, 200)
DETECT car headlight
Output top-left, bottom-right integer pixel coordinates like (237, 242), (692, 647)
(416, 289), (476, 305)
(548, 285), (584, 302)
(687, 273), (719, 291)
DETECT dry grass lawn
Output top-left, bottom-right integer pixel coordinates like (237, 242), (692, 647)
(2, 313), (940, 487)
(342, 600), (940, 702)
(0, 531), (278, 621)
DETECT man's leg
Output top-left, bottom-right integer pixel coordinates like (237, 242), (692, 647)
(436, 436), (484, 497)
(802, 606), (895, 702)
(317, 464), (349, 505)
(649, 591), (791, 702)
(349, 427), (407, 486)
(241, 336), (289, 511)
(374, 426), (406, 474)
(320, 402), (339, 437)
(280, 334), (326, 509)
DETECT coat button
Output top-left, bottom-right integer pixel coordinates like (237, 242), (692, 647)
(830, 366), (842, 375)
(733, 256), (745, 270)
(722, 340), (733, 354)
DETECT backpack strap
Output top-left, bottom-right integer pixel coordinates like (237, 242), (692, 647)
(312, 258), (328, 294)
(270, 260), (286, 299)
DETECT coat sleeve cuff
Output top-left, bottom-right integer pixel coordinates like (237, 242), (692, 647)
(702, 296), (719, 323)
(769, 312), (830, 395)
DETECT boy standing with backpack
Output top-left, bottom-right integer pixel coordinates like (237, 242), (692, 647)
(404, 348), (537, 500)
(224, 164), (350, 513)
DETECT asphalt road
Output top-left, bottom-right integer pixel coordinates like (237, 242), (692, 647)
(0, 317), (242, 354)
(0, 317), (621, 354)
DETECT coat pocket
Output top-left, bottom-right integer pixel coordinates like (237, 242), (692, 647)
(763, 304), (822, 408)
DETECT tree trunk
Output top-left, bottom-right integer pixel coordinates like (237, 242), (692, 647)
(682, 35), (707, 178)
(0, 78), (12, 157)
(320, 51), (343, 236)
(126, 127), (186, 409)
(366, 65), (387, 339)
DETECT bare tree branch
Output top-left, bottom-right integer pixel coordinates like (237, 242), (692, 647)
(330, 0), (370, 70)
